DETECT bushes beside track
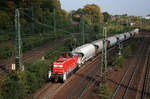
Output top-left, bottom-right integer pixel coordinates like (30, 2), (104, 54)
(0, 31), (72, 60)
(112, 55), (125, 68)
(0, 73), (25, 99)
(0, 39), (71, 98)
(140, 26), (150, 32)
(0, 45), (15, 60)
(0, 33), (14, 43)
(112, 38), (141, 69)
(0, 25), (134, 60)
(19, 60), (50, 94)
(95, 84), (112, 99)
(0, 60), (50, 99)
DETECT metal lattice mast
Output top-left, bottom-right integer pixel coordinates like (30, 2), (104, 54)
(70, 12), (73, 23)
(54, 8), (56, 33)
(80, 14), (85, 45)
(118, 42), (122, 56)
(15, 9), (22, 70)
(101, 27), (107, 82)
(32, 7), (35, 33)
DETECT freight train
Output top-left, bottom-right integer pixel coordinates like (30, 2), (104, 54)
(48, 28), (139, 82)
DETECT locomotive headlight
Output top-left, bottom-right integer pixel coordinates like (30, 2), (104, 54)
(54, 65), (57, 67)
(59, 65), (63, 67)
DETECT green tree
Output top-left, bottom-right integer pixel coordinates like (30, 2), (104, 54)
(112, 55), (124, 69)
(0, 0), (8, 9)
(84, 4), (104, 23)
(18, 60), (49, 93)
(103, 12), (111, 22)
(1, 73), (25, 99)
(0, 11), (11, 29)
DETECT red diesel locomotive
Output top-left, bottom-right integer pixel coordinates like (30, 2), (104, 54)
(48, 53), (78, 82)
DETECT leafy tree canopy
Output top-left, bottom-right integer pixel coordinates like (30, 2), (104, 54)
(103, 12), (111, 22)
(84, 4), (104, 23)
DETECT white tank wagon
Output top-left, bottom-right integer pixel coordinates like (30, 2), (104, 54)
(92, 39), (103, 52)
(134, 28), (140, 35)
(129, 30), (135, 36)
(72, 44), (96, 67)
(106, 36), (117, 47)
(123, 32), (131, 40)
(115, 34), (125, 42)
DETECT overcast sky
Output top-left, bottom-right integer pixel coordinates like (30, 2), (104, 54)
(60, 0), (150, 16)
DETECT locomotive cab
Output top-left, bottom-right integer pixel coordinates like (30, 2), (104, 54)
(48, 52), (78, 82)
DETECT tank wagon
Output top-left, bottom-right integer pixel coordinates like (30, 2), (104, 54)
(92, 39), (103, 53)
(48, 28), (139, 82)
(115, 34), (125, 42)
(72, 44), (96, 67)
(134, 28), (140, 35)
(106, 36), (117, 47)
(124, 32), (131, 40)
(129, 29), (139, 36)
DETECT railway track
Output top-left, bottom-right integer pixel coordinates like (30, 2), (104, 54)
(32, 48), (103, 99)
(32, 82), (62, 99)
(111, 37), (149, 99)
(50, 44), (120, 99)
(30, 32), (141, 99)
(66, 63), (101, 99)
(77, 68), (100, 98)
(141, 51), (150, 99)
(46, 33), (147, 99)
(65, 46), (118, 99)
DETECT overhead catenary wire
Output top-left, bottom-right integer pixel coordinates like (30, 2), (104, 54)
(22, 11), (77, 35)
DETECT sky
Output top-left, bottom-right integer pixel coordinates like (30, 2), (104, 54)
(60, 0), (150, 16)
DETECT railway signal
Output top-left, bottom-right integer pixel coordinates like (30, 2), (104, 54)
(71, 38), (77, 50)
(101, 27), (107, 82)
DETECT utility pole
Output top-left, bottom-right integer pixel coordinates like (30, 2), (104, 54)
(54, 8), (56, 33)
(126, 17), (129, 28)
(15, 9), (23, 71)
(32, 7), (35, 33)
(70, 12), (73, 23)
(80, 14), (85, 45)
(101, 27), (107, 82)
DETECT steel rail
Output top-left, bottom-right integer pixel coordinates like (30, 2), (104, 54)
(111, 39), (145, 99)
(78, 65), (100, 98)
(141, 52), (150, 99)
(122, 40), (147, 99)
